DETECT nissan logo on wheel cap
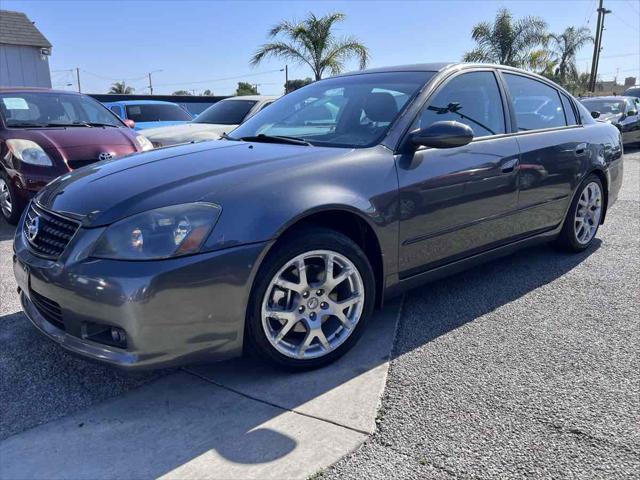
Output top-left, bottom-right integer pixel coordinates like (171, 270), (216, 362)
(98, 152), (114, 161)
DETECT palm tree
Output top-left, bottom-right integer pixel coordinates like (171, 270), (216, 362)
(108, 81), (134, 94)
(250, 12), (369, 81)
(463, 8), (547, 68)
(548, 27), (593, 84)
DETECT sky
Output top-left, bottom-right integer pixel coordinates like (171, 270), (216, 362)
(2, 0), (639, 95)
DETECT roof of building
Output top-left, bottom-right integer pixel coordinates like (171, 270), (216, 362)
(0, 10), (52, 48)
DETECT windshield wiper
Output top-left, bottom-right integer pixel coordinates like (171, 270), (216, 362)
(6, 122), (47, 128)
(237, 134), (312, 146)
(47, 121), (118, 128)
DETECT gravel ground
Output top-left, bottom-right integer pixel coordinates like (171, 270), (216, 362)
(323, 149), (640, 479)
(0, 221), (163, 441)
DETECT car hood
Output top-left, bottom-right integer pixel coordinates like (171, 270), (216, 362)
(36, 140), (343, 226)
(598, 112), (623, 123)
(142, 123), (235, 145)
(134, 120), (191, 131)
(18, 126), (136, 150)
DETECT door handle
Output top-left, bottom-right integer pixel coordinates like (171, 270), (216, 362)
(501, 158), (518, 173)
(575, 143), (588, 156)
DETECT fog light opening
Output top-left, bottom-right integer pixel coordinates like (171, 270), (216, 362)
(111, 327), (127, 346)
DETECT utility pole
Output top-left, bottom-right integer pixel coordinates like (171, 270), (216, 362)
(76, 68), (81, 93)
(588, 0), (612, 92)
(281, 65), (288, 94)
(146, 70), (162, 95)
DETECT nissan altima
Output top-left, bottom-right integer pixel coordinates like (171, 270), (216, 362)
(13, 63), (623, 370)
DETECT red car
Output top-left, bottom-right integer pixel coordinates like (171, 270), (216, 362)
(0, 88), (153, 224)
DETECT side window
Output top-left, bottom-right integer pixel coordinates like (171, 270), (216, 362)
(626, 99), (637, 114)
(258, 101), (274, 111)
(418, 71), (505, 138)
(110, 106), (122, 118)
(504, 73), (566, 131)
(560, 93), (578, 125)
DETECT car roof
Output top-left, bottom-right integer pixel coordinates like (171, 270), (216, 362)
(0, 87), (81, 95)
(222, 95), (279, 102)
(335, 63), (454, 76)
(103, 100), (183, 106)
(580, 96), (633, 101)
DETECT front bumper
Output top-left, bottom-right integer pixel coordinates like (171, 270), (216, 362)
(13, 217), (268, 370)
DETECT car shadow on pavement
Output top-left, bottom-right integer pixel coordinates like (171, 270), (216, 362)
(0, 239), (602, 479)
(391, 240), (602, 357)
(0, 220), (15, 242)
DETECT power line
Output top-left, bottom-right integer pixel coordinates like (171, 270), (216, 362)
(153, 69), (283, 87)
(610, 11), (640, 31)
(625, 0), (640, 15)
(577, 52), (639, 61)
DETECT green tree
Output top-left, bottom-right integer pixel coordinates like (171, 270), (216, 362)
(548, 27), (593, 85)
(202, 89), (214, 96)
(235, 82), (259, 96)
(251, 12), (369, 80)
(108, 81), (134, 94)
(285, 77), (313, 93)
(172, 90), (192, 96)
(463, 8), (547, 68)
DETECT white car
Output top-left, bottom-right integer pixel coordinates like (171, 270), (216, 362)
(143, 95), (278, 147)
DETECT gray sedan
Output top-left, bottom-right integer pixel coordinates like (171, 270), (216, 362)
(13, 63), (623, 370)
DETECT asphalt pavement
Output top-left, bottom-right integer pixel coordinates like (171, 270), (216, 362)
(1, 149), (638, 478)
(323, 148), (640, 478)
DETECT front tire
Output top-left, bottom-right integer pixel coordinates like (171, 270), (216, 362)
(556, 174), (604, 252)
(0, 169), (21, 225)
(246, 228), (375, 370)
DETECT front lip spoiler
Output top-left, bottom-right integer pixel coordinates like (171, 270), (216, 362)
(20, 291), (143, 369)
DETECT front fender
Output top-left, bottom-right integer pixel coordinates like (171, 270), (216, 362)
(202, 145), (400, 278)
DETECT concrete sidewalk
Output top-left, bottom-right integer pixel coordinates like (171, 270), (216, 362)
(0, 299), (401, 480)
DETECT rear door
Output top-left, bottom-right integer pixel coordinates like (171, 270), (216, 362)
(500, 71), (586, 235)
(396, 69), (520, 276)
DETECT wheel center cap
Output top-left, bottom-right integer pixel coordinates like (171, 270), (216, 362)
(307, 297), (319, 309)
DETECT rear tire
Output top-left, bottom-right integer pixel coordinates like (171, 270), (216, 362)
(0, 169), (21, 225)
(555, 174), (604, 252)
(245, 227), (375, 370)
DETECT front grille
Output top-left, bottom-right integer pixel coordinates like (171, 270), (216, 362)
(23, 203), (80, 259)
(67, 159), (98, 170)
(30, 289), (64, 330)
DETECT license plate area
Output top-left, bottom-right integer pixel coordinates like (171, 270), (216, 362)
(13, 256), (29, 294)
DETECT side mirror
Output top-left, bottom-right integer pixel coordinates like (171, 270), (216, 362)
(123, 118), (136, 129)
(411, 121), (474, 149)
(591, 111), (601, 119)
(627, 109), (637, 116)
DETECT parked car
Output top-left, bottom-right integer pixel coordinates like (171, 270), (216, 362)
(142, 95), (278, 147)
(13, 63), (623, 371)
(580, 96), (640, 145)
(0, 88), (153, 224)
(103, 100), (192, 130)
(623, 86), (640, 100)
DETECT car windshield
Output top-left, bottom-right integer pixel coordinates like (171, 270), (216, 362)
(193, 100), (257, 125)
(125, 103), (192, 122)
(581, 99), (625, 115)
(0, 92), (122, 128)
(229, 71), (435, 148)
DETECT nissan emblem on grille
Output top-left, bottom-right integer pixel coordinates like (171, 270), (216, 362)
(98, 152), (114, 161)
(26, 216), (39, 242)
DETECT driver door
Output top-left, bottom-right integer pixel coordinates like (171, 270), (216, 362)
(396, 70), (520, 277)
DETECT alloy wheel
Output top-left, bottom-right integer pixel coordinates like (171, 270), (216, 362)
(261, 249), (365, 360)
(574, 181), (602, 245)
(0, 178), (12, 217)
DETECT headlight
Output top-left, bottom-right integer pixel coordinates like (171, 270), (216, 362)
(91, 203), (221, 260)
(135, 134), (154, 151)
(6, 139), (53, 166)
